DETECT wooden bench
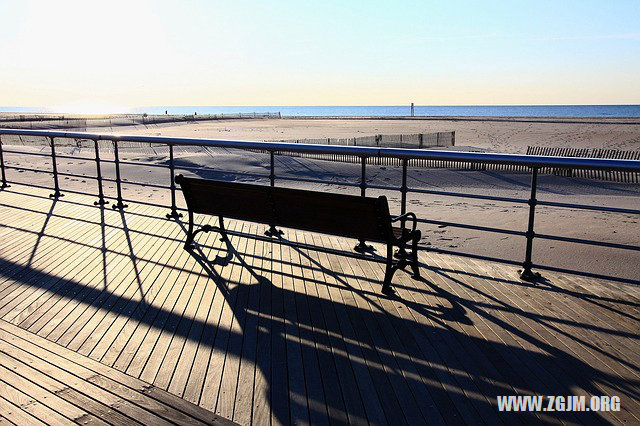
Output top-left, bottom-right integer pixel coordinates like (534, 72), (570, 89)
(175, 175), (421, 295)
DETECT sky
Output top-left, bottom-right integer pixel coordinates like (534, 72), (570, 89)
(0, 0), (638, 111)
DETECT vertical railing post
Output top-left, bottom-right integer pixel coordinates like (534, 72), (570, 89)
(166, 144), (183, 219)
(400, 158), (408, 218)
(354, 156), (373, 252)
(93, 139), (108, 206)
(265, 150), (282, 236)
(112, 140), (128, 210)
(269, 150), (275, 187)
(49, 137), (63, 198)
(0, 135), (10, 189)
(520, 167), (541, 281)
(393, 158), (410, 258)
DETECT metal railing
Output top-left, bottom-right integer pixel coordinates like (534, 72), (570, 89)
(1, 128), (639, 284)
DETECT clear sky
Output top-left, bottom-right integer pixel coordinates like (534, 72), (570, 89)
(0, 0), (638, 111)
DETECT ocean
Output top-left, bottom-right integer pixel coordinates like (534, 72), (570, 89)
(2, 105), (640, 117)
(135, 105), (640, 117)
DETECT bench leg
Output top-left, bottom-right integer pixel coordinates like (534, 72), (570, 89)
(394, 246), (409, 259)
(184, 210), (195, 249)
(382, 244), (396, 296)
(410, 230), (421, 279)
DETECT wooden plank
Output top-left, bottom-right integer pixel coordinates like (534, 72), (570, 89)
(38, 205), (166, 345)
(138, 226), (219, 385)
(228, 225), (266, 425)
(171, 219), (247, 400)
(5, 205), (142, 330)
(85, 214), (188, 361)
(0, 362), (107, 426)
(430, 252), (635, 424)
(64, 208), (170, 351)
(296, 231), (349, 424)
(0, 320), (232, 425)
(0, 201), (105, 306)
(275, 230), (310, 425)
(116, 214), (209, 375)
(305, 233), (371, 425)
(0, 395), (47, 426)
(249, 225), (275, 426)
(211, 223), (257, 419)
(328, 234), (452, 425)
(286, 229), (329, 425)
(0, 338), (161, 425)
(99, 217), (195, 367)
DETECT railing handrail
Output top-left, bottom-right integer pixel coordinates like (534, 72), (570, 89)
(1, 128), (639, 172)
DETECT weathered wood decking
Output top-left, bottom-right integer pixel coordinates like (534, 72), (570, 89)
(0, 185), (638, 425)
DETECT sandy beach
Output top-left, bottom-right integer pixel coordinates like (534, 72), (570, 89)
(2, 117), (638, 282)
(93, 116), (640, 153)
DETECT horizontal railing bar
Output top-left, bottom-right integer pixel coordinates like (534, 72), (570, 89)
(6, 166), (99, 182)
(276, 175), (360, 188)
(2, 128), (639, 171)
(408, 187), (529, 204)
(178, 169), (271, 180)
(101, 159), (168, 168)
(365, 183), (404, 191)
(2, 148), (94, 162)
(421, 245), (522, 266)
(6, 165), (52, 174)
(101, 178), (170, 190)
(534, 233), (640, 250)
(536, 200), (640, 215)
(531, 264), (640, 285)
(3, 149), (55, 158)
(4, 179), (178, 211)
(416, 218), (526, 236)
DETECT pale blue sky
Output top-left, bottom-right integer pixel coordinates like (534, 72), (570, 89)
(0, 0), (638, 111)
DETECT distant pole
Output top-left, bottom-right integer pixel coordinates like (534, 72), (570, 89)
(410, 102), (414, 117)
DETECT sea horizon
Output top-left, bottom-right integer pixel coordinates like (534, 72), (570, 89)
(1, 104), (640, 118)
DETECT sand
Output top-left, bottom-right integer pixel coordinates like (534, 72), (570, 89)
(91, 116), (640, 154)
(1, 117), (638, 282)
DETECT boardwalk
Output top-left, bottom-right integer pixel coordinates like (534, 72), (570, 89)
(0, 184), (638, 425)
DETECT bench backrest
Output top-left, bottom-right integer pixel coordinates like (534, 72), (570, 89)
(176, 175), (393, 242)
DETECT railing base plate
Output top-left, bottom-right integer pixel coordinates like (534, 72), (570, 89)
(519, 269), (542, 282)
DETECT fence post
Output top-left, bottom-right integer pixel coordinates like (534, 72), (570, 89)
(49, 137), (63, 198)
(112, 141), (128, 210)
(166, 144), (183, 219)
(0, 135), (10, 188)
(354, 156), (373, 252)
(520, 167), (541, 281)
(93, 139), (108, 206)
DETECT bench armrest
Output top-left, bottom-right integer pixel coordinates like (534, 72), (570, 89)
(391, 212), (417, 233)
